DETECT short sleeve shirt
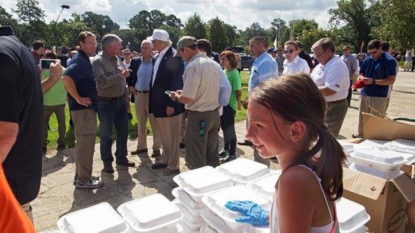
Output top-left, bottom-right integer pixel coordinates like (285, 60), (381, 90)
(225, 68), (242, 111)
(341, 54), (357, 77)
(249, 52), (279, 92)
(311, 56), (350, 102)
(282, 55), (310, 75)
(65, 50), (98, 111)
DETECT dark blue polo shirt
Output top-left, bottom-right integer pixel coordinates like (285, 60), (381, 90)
(65, 50), (98, 111)
(360, 52), (397, 97)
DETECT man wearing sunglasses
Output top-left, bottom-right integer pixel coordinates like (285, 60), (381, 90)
(310, 38), (349, 138)
(282, 41), (310, 75)
(352, 39), (397, 138)
(341, 45), (358, 107)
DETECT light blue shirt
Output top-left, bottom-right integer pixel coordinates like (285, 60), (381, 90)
(135, 58), (153, 91)
(213, 62), (231, 106)
(248, 52), (279, 92)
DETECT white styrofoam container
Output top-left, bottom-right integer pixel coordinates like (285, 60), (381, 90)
(174, 201), (205, 231)
(117, 194), (183, 233)
(173, 166), (233, 202)
(57, 202), (130, 233)
(246, 170), (281, 202)
(215, 158), (270, 184)
(243, 225), (270, 233)
(172, 188), (207, 217)
(350, 149), (405, 172)
(349, 163), (402, 180)
(357, 139), (389, 150)
(199, 225), (218, 233)
(383, 149), (415, 165)
(199, 209), (244, 233)
(336, 198), (370, 233)
(385, 139), (415, 154)
(201, 185), (271, 230)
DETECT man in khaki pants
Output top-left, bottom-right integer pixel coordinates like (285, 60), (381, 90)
(127, 40), (161, 157)
(63, 31), (103, 189)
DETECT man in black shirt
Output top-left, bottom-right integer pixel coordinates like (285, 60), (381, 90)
(296, 41), (314, 72)
(0, 26), (62, 222)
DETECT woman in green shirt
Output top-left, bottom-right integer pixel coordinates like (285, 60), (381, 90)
(218, 51), (242, 162)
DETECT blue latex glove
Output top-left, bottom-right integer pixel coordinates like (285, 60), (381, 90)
(225, 200), (268, 226)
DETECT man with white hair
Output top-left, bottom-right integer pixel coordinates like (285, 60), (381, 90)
(127, 40), (161, 158)
(148, 29), (185, 176)
(282, 40), (310, 75)
(92, 34), (135, 174)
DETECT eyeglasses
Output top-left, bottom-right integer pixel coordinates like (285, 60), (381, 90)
(284, 49), (295, 54)
(314, 50), (327, 59)
(124, 53), (131, 55)
(343, 48), (348, 51)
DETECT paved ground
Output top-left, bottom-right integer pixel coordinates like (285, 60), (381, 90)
(36, 70), (415, 232)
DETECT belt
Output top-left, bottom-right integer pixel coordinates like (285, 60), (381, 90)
(136, 90), (150, 94)
(327, 98), (346, 104)
(98, 95), (125, 101)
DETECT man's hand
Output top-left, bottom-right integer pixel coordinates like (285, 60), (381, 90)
(166, 106), (175, 116)
(49, 61), (63, 84)
(128, 86), (137, 95)
(76, 97), (92, 107)
(242, 100), (248, 109)
(120, 69), (132, 78)
(362, 77), (374, 85)
(238, 102), (242, 110)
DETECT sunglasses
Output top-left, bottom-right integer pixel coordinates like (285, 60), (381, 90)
(124, 53), (131, 55)
(284, 49), (295, 54)
(343, 49), (348, 51)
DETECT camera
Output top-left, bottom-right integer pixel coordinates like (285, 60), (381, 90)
(39, 59), (57, 70)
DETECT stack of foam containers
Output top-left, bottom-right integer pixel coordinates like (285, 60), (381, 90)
(201, 185), (271, 233)
(338, 140), (356, 165)
(215, 158), (270, 185)
(385, 139), (415, 164)
(349, 148), (406, 179)
(117, 193), (183, 233)
(246, 170), (282, 202)
(336, 198), (371, 233)
(57, 202), (131, 233)
(172, 166), (233, 232)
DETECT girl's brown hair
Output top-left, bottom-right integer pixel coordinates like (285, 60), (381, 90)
(249, 73), (346, 201)
(220, 50), (237, 69)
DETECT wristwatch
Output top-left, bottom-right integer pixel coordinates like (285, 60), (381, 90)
(372, 79), (376, 85)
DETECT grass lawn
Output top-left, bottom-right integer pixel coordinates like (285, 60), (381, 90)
(45, 70), (250, 150)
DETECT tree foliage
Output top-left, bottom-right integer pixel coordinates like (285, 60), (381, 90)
(182, 13), (207, 39)
(207, 17), (228, 52)
(12, 0), (47, 45)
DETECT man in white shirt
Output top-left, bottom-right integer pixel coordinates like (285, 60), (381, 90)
(310, 38), (349, 138)
(282, 41), (310, 75)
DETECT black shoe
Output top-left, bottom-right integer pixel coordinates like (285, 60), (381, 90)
(102, 162), (115, 173)
(179, 142), (185, 149)
(116, 158), (135, 167)
(221, 155), (236, 164)
(131, 148), (148, 155)
(237, 140), (253, 146)
(75, 179), (104, 189)
(151, 150), (161, 158)
(217, 149), (229, 158)
(73, 174), (100, 185)
(127, 113), (133, 120)
(163, 168), (180, 176)
(352, 133), (363, 139)
(151, 162), (168, 169)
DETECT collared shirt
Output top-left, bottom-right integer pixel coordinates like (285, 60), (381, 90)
(341, 53), (357, 78)
(360, 52), (397, 97)
(275, 55), (285, 76)
(310, 56), (349, 102)
(282, 55), (310, 75)
(123, 59), (131, 69)
(248, 52), (279, 92)
(65, 50), (98, 111)
(92, 51), (127, 97)
(182, 52), (221, 112)
(135, 57), (153, 91)
(152, 46), (170, 87)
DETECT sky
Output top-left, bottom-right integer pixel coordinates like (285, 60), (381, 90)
(3, 0), (338, 31)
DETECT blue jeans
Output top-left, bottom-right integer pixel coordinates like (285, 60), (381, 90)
(98, 99), (128, 163)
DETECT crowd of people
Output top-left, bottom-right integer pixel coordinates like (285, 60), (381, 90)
(0, 22), (402, 232)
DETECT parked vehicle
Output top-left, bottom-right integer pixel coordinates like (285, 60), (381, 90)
(240, 55), (254, 70)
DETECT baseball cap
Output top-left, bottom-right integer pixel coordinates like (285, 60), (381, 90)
(267, 47), (277, 53)
(177, 36), (198, 51)
(147, 29), (170, 42)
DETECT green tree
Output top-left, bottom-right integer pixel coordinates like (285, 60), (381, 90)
(328, 0), (378, 53)
(271, 18), (288, 47)
(80, 12), (120, 40)
(223, 24), (237, 47)
(207, 17), (228, 52)
(12, 0), (47, 45)
(372, 0), (415, 50)
(129, 10), (166, 40)
(182, 13), (207, 39)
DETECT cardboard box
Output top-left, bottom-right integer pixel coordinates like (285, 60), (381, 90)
(342, 113), (415, 233)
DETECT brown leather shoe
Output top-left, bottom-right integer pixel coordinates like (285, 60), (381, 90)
(151, 150), (161, 158)
(131, 148), (148, 155)
(116, 157), (135, 167)
(163, 168), (180, 176)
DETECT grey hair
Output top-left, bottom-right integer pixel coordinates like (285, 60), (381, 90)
(102, 34), (122, 50)
(162, 40), (172, 47)
(141, 39), (154, 48)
